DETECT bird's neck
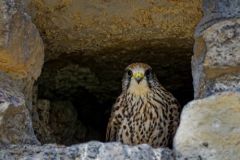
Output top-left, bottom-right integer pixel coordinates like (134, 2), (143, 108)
(127, 82), (151, 97)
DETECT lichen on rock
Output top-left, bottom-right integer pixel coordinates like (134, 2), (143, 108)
(193, 19), (240, 98)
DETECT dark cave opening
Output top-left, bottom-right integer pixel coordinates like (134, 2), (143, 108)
(35, 47), (193, 145)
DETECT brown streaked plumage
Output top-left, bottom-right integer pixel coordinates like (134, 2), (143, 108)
(106, 63), (180, 147)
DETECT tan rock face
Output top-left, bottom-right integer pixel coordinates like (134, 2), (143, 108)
(27, 0), (202, 59)
(174, 92), (240, 160)
(0, 0), (44, 79)
(0, 0), (44, 145)
(0, 0), (44, 109)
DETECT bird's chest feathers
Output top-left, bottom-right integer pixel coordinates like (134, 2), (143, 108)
(125, 93), (158, 121)
(120, 92), (165, 143)
(122, 95), (159, 138)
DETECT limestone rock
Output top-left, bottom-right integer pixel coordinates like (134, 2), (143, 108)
(0, 142), (174, 160)
(206, 74), (240, 96)
(0, 71), (39, 145)
(0, 0), (44, 112)
(196, 0), (240, 36)
(26, 0), (202, 59)
(174, 92), (240, 160)
(0, 0), (44, 79)
(192, 19), (240, 98)
(0, 0), (44, 145)
(0, 88), (39, 145)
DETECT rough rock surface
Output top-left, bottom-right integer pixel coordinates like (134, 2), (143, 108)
(0, 88), (39, 145)
(2, 1), (240, 160)
(0, 142), (174, 160)
(0, 0), (44, 79)
(0, 0), (44, 110)
(192, 19), (240, 98)
(31, 0), (201, 107)
(196, 0), (240, 36)
(26, 0), (202, 59)
(0, 0), (44, 145)
(174, 92), (240, 160)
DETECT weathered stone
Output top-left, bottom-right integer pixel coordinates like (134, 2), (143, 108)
(26, 0), (202, 59)
(193, 19), (240, 98)
(206, 74), (240, 96)
(0, 72), (40, 145)
(0, 88), (39, 145)
(0, 0), (44, 145)
(0, 142), (174, 160)
(0, 0), (44, 79)
(0, 0), (44, 111)
(196, 0), (240, 36)
(174, 92), (240, 160)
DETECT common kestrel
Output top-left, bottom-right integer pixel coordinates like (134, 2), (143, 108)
(106, 63), (180, 147)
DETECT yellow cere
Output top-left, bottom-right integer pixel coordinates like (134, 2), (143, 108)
(133, 72), (144, 79)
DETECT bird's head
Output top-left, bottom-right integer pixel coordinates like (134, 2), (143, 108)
(122, 63), (158, 96)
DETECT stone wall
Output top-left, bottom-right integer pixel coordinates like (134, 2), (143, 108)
(0, 0), (44, 145)
(0, 0), (240, 159)
(26, 0), (202, 60)
(174, 0), (240, 159)
(26, 0), (203, 144)
(0, 142), (174, 160)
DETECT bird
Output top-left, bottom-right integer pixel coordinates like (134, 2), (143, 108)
(106, 63), (180, 148)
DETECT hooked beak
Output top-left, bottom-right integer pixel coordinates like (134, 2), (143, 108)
(133, 72), (144, 84)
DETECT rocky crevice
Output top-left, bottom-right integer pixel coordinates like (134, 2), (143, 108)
(22, 0), (202, 145)
(35, 47), (194, 144)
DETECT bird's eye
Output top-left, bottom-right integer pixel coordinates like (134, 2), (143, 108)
(127, 70), (132, 76)
(145, 69), (152, 77)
